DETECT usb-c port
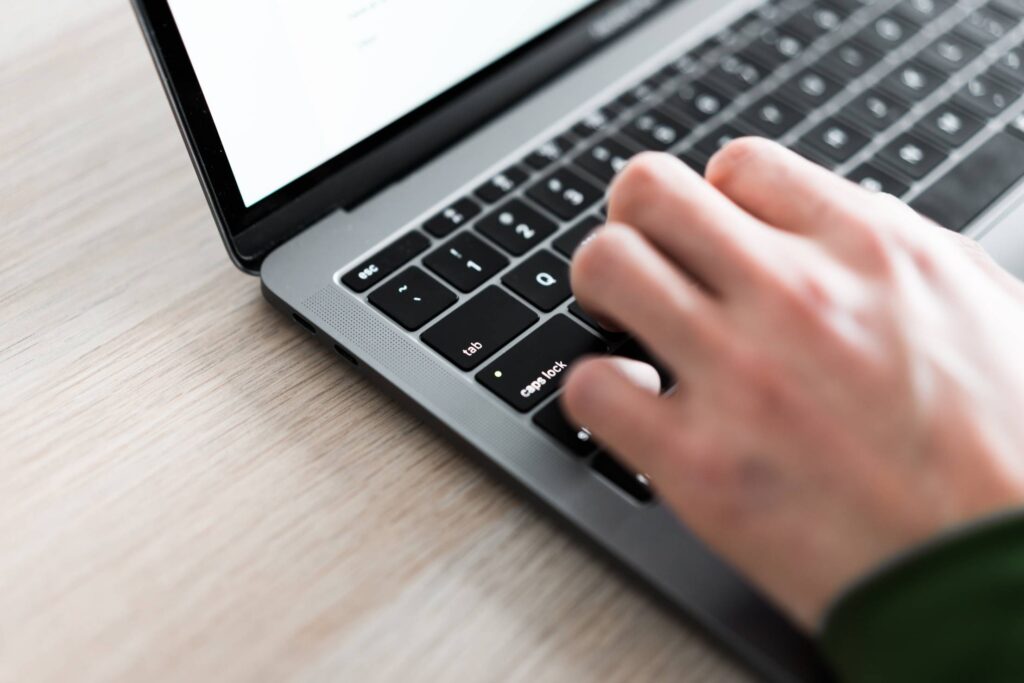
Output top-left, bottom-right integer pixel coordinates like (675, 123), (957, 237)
(333, 344), (359, 366)
(292, 313), (317, 335)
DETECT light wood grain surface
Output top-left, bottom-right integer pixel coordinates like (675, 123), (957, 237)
(0, 4), (750, 682)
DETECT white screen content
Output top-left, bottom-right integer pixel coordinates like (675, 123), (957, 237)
(168, 0), (595, 206)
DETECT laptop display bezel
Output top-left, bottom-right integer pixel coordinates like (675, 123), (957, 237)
(132, 0), (676, 272)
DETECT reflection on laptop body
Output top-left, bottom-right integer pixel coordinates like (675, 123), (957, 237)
(132, 0), (1024, 679)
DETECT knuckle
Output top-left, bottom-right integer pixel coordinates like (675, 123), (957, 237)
(706, 136), (770, 187)
(571, 225), (630, 294)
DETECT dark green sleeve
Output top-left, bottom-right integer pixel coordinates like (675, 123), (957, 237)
(819, 510), (1024, 683)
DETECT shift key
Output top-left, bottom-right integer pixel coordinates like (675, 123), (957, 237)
(477, 315), (607, 412)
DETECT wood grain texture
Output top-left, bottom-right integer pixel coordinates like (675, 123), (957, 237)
(0, 4), (750, 682)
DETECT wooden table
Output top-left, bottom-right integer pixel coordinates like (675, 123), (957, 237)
(1, 3), (748, 681)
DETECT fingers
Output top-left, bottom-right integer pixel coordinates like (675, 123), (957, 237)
(562, 356), (684, 482)
(572, 223), (724, 372)
(607, 152), (779, 295)
(706, 137), (879, 238)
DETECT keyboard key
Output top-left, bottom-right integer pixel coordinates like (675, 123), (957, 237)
(678, 149), (709, 175)
(791, 141), (839, 169)
(422, 286), (538, 371)
(916, 104), (984, 149)
(877, 134), (946, 180)
(615, 80), (661, 110)
(895, 0), (954, 23)
(742, 28), (808, 70)
(879, 60), (947, 103)
(527, 168), (603, 220)
(841, 89), (909, 133)
(554, 214), (603, 258)
(477, 316), (607, 412)
(955, 74), (1018, 117)
(918, 33), (983, 74)
(592, 453), (654, 503)
(572, 108), (616, 140)
(911, 131), (1024, 231)
(502, 250), (572, 312)
(423, 198), (482, 238)
(783, 4), (847, 41)
(856, 13), (918, 53)
(568, 300), (621, 338)
(1009, 112), (1024, 140)
(706, 54), (771, 95)
(801, 118), (870, 164)
(623, 106), (688, 151)
(993, 0), (1024, 18)
(693, 124), (749, 159)
(575, 136), (637, 184)
(665, 80), (729, 125)
(525, 135), (575, 170)
(369, 267), (457, 331)
(474, 166), (529, 205)
(477, 199), (558, 256)
(955, 7), (1018, 46)
(819, 39), (884, 81)
(779, 69), (843, 111)
(992, 44), (1024, 87)
(424, 232), (509, 293)
(740, 96), (803, 138)
(847, 163), (911, 196)
(533, 398), (598, 457)
(342, 231), (430, 293)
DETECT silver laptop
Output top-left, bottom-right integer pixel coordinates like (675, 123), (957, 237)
(132, 0), (1024, 679)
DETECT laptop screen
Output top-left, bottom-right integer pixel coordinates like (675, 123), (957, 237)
(168, 0), (598, 207)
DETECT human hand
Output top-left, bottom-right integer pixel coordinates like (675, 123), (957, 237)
(562, 139), (1024, 629)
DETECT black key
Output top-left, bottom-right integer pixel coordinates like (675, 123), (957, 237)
(856, 13), (918, 53)
(847, 163), (911, 196)
(592, 453), (653, 503)
(690, 36), (722, 61)
(575, 136), (637, 184)
(779, 69), (843, 111)
(730, 9), (765, 36)
(955, 8), (1017, 47)
(474, 166), (530, 205)
(623, 106), (688, 151)
(527, 168), (603, 220)
(525, 135), (575, 170)
(879, 60), (947, 103)
(554, 215), (602, 258)
(911, 131), (1024, 231)
(918, 33), (983, 74)
(477, 199), (557, 256)
(678, 149), (709, 175)
(916, 104), (984, 149)
(665, 80), (729, 125)
(993, 0), (1024, 18)
(572, 108), (616, 140)
(742, 28), (808, 70)
(615, 80), (660, 111)
(423, 198), (482, 238)
(368, 267), (457, 331)
(894, 0), (954, 25)
(422, 286), (538, 371)
(423, 232), (509, 293)
(801, 118), (871, 164)
(1009, 111), (1024, 140)
(992, 44), (1024, 87)
(342, 232), (430, 293)
(783, 4), (847, 41)
(477, 316), (606, 412)
(819, 39), (884, 81)
(568, 300), (623, 338)
(955, 74), (1018, 117)
(705, 54), (772, 96)
(740, 96), (803, 138)
(502, 251), (572, 312)
(877, 133), (946, 180)
(790, 141), (838, 169)
(693, 124), (748, 159)
(533, 398), (599, 457)
(840, 89), (909, 133)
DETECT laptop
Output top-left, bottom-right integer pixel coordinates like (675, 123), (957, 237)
(132, 0), (1024, 679)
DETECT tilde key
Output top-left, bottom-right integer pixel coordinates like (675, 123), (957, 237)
(477, 315), (607, 412)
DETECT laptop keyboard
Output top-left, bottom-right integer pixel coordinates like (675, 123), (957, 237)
(342, 0), (1024, 504)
